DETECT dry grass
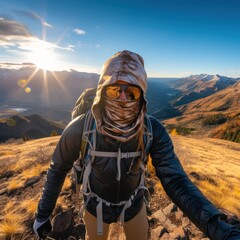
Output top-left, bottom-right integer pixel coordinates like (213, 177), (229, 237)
(170, 129), (178, 136)
(171, 135), (240, 217)
(0, 137), (58, 176)
(56, 196), (68, 210)
(147, 157), (155, 177)
(0, 201), (27, 239)
(6, 163), (48, 192)
(0, 217), (26, 239)
(20, 198), (40, 219)
(146, 136), (240, 218)
(0, 134), (239, 239)
(0, 151), (15, 157)
(21, 163), (48, 180)
(0, 138), (60, 239)
(62, 175), (72, 191)
(6, 178), (25, 193)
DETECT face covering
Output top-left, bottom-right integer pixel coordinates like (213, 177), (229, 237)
(99, 96), (144, 142)
(91, 50), (148, 142)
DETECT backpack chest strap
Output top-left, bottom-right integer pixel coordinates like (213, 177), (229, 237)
(88, 150), (142, 158)
(88, 149), (142, 181)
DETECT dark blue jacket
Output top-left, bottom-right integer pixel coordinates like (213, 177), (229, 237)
(36, 114), (240, 240)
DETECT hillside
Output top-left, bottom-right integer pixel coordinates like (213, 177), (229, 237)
(0, 135), (239, 239)
(178, 81), (240, 113)
(164, 81), (240, 143)
(0, 114), (64, 142)
(169, 74), (239, 106)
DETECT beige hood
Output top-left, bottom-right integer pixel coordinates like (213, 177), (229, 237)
(92, 50), (148, 132)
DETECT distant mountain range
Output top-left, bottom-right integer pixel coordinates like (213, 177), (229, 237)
(168, 74), (239, 106)
(0, 67), (99, 107)
(178, 80), (240, 114)
(1, 67), (239, 110)
(0, 67), (239, 142)
(0, 114), (64, 142)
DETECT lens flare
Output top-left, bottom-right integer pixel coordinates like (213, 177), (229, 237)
(25, 87), (31, 93)
(17, 79), (27, 88)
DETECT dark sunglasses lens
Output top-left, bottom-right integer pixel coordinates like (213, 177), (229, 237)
(105, 85), (141, 100)
(105, 86), (121, 99)
(125, 86), (141, 100)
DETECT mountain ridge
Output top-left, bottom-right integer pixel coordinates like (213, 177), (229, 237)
(0, 114), (64, 142)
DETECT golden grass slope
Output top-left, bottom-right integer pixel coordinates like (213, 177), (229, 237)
(171, 135), (240, 217)
(0, 135), (239, 239)
(178, 81), (240, 114)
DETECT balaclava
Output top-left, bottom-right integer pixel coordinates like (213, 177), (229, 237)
(91, 50), (148, 142)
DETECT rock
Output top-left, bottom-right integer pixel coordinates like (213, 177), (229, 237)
(0, 188), (7, 195)
(172, 204), (178, 213)
(153, 209), (167, 223)
(52, 208), (74, 233)
(159, 227), (169, 238)
(148, 217), (158, 228)
(163, 203), (175, 215)
(24, 176), (40, 187)
(148, 185), (155, 195)
(160, 232), (171, 240)
(175, 209), (184, 220)
(164, 219), (176, 231)
(189, 171), (203, 181)
(169, 226), (186, 239)
(182, 217), (190, 228)
(151, 225), (167, 240)
(108, 223), (126, 240)
(147, 179), (155, 195)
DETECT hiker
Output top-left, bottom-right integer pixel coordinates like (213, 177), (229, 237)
(33, 50), (240, 240)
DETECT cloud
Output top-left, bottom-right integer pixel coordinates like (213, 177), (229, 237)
(0, 61), (36, 69)
(64, 44), (75, 51)
(0, 17), (30, 37)
(77, 41), (100, 49)
(74, 28), (86, 35)
(0, 18), (71, 52)
(0, 18), (32, 47)
(14, 10), (52, 27)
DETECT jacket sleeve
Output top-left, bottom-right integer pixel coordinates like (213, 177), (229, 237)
(149, 117), (240, 240)
(35, 115), (85, 221)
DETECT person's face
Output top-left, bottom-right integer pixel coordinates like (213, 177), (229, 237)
(104, 80), (142, 101)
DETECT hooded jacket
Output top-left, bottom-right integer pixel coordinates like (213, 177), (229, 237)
(36, 51), (240, 239)
(92, 50), (147, 138)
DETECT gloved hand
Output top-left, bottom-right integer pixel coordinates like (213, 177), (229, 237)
(33, 218), (52, 239)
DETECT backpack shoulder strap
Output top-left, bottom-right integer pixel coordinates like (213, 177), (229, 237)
(144, 114), (153, 157)
(72, 110), (95, 194)
(80, 110), (96, 161)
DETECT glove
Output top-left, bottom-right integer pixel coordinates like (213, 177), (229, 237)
(207, 215), (240, 240)
(33, 218), (52, 239)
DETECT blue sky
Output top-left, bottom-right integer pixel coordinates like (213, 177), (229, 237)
(0, 0), (240, 77)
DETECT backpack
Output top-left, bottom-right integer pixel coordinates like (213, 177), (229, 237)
(71, 88), (96, 193)
(71, 87), (153, 235)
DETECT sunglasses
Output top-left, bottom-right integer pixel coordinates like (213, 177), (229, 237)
(104, 84), (142, 100)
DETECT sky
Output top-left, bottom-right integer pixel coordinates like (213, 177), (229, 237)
(0, 0), (240, 78)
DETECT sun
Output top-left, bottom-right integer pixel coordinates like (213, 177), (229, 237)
(28, 40), (60, 71)
(31, 48), (59, 71)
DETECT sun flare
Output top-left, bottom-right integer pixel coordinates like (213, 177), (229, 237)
(31, 48), (58, 71)
(28, 41), (60, 71)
